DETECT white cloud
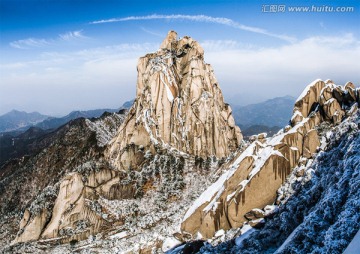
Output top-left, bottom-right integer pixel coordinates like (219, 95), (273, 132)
(0, 42), (159, 115)
(201, 40), (257, 52)
(203, 34), (360, 104)
(1, 34), (359, 114)
(2, 42), (159, 71)
(91, 14), (296, 42)
(9, 30), (89, 49)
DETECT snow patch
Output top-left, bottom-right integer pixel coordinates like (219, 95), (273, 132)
(324, 98), (335, 105)
(248, 147), (284, 179)
(295, 79), (322, 103)
(164, 83), (174, 103)
(291, 110), (303, 121)
(235, 224), (255, 247)
(214, 229), (225, 237)
(162, 237), (181, 252)
(109, 231), (127, 240)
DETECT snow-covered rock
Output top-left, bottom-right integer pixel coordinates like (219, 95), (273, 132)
(162, 237), (182, 252)
(194, 88), (360, 254)
(181, 79), (359, 239)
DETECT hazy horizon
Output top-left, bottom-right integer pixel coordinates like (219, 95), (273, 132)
(1, 0), (359, 115)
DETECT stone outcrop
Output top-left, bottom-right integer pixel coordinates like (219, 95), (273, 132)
(181, 79), (358, 238)
(9, 113), (126, 245)
(106, 31), (242, 170)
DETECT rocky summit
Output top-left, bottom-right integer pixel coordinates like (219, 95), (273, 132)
(0, 31), (359, 254)
(106, 30), (242, 171)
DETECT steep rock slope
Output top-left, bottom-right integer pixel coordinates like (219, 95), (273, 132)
(198, 108), (360, 254)
(181, 79), (359, 238)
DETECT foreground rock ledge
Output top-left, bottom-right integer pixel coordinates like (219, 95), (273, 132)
(181, 79), (359, 238)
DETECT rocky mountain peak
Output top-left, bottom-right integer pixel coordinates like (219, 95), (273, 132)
(107, 31), (242, 171)
(159, 30), (178, 50)
(6, 31), (242, 250)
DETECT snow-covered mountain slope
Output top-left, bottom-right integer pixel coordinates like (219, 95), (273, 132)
(180, 79), (359, 251)
(0, 111), (126, 250)
(196, 109), (360, 254)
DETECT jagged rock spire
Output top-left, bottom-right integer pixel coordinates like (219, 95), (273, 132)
(107, 30), (242, 170)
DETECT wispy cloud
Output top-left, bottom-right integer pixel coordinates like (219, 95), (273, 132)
(203, 33), (360, 104)
(10, 38), (51, 49)
(91, 14), (296, 43)
(201, 40), (257, 51)
(140, 27), (163, 37)
(2, 42), (159, 70)
(58, 30), (87, 41)
(10, 30), (87, 49)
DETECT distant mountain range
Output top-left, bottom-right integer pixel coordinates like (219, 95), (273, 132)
(0, 97), (294, 140)
(0, 100), (134, 133)
(0, 110), (49, 133)
(0, 100), (134, 167)
(231, 95), (295, 136)
(34, 108), (120, 130)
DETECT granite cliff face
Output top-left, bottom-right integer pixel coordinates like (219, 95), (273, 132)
(181, 79), (359, 238)
(106, 31), (242, 171)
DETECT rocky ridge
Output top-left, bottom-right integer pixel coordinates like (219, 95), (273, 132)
(196, 102), (360, 254)
(181, 79), (359, 238)
(0, 111), (126, 249)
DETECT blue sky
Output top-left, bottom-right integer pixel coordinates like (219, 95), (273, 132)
(0, 0), (359, 115)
